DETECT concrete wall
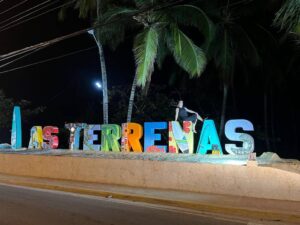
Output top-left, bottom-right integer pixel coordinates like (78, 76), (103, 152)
(0, 154), (299, 201)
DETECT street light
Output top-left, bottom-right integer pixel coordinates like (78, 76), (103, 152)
(95, 81), (102, 89)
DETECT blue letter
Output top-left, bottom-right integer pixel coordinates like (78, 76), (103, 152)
(225, 119), (254, 155)
(11, 106), (22, 149)
(144, 122), (167, 153)
(196, 120), (223, 155)
(83, 124), (101, 151)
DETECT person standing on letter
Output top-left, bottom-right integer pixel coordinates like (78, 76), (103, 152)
(175, 100), (204, 133)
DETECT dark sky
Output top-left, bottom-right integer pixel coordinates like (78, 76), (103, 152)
(0, 0), (299, 159)
(0, 0), (136, 123)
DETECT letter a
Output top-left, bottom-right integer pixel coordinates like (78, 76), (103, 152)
(196, 120), (223, 155)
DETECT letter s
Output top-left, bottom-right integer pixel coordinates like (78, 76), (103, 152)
(225, 119), (254, 155)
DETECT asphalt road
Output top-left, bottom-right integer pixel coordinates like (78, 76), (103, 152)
(0, 184), (246, 225)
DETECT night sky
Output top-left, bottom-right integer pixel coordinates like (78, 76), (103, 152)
(0, 0), (299, 159)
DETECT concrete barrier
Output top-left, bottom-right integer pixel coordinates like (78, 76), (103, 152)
(0, 153), (299, 201)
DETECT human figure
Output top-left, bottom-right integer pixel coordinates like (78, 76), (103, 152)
(175, 100), (204, 133)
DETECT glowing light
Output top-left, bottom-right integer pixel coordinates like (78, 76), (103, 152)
(95, 81), (102, 89)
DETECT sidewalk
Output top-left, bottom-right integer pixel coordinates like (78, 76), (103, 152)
(0, 173), (299, 224)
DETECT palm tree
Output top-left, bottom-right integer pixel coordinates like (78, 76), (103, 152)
(203, 1), (260, 138)
(97, 0), (213, 122)
(61, 0), (212, 123)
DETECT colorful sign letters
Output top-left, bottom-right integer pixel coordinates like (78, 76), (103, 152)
(1, 106), (255, 155)
(121, 123), (143, 152)
(225, 119), (254, 155)
(11, 106), (22, 149)
(169, 121), (194, 154)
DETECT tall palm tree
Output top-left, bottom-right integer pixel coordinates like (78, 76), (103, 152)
(203, 1), (261, 138)
(61, 0), (212, 123)
(97, 0), (213, 122)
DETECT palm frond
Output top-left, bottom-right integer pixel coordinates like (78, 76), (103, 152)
(156, 30), (169, 69)
(75, 0), (97, 18)
(215, 29), (234, 84)
(233, 25), (261, 67)
(165, 4), (215, 50)
(167, 25), (207, 77)
(273, 0), (300, 34)
(95, 6), (139, 49)
(100, 6), (139, 22)
(133, 27), (159, 87)
(95, 22), (126, 50)
(134, 0), (168, 9)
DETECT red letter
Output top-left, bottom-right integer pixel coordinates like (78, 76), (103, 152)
(43, 126), (59, 149)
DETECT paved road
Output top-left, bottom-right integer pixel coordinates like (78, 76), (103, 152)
(0, 184), (246, 225)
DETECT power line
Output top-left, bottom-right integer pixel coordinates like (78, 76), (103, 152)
(0, 0), (185, 63)
(0, 0), (75, 33)
(0, 46), (96, 74)
(0, 0), (52, 26)
(0, 0), (28, 15)
(0, 45), (47, 69)
(0, 28), (87, 60)
(0, 41), (49, 60)
(0, 0), (58, 28)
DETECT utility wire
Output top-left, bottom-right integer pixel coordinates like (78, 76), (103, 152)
(0, 0), (52, 26)
(0, 41), (48, 60)
(0, 0), (185, 65)
(0, 0), (29, 15)
(0, 45), (47, 69)
(0, 0), (75, 33)
(0, 46), (96, 74)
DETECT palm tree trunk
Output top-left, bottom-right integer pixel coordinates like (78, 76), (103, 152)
(219, 83), (228, 138)
(127, 74), (138, 122)
(270, 89), (277, 152)
(231, 84), (237, 116)
(264, 91), (271, 151)
(98, 42), (109, 124)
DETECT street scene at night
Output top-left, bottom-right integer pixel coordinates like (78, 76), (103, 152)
(0, 0), (300, 224)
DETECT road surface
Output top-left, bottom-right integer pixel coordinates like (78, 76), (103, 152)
(0, 184), (248, 225)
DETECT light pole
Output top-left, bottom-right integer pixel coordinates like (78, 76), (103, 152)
(87, 29), (109, 124)
(94, 81), (102, 123)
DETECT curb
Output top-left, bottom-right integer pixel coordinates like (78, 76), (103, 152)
(0, 178), (299, 224)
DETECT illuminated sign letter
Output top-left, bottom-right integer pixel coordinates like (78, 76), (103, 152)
(121, 123), (143, 152)
(65, 123), (86, 150)
(196, 120), (223, 155)
(101, 124), (121, 152)
(11, 106), (22, 149)
(28, 126), (43, 149)
(168, 121), (193, 154)
(225, 119), (254, 155)
(83, 124), (101, 151)
(43, 126), (59, 149)
(144, 122), (167, 153)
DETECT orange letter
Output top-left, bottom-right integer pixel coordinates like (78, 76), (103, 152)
(121, 123), (143, 152)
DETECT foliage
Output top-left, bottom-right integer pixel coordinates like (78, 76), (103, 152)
(273, 0), (300, 35)
(109, 85), (175, 123)
(96, 1), (213, 87)
(0, 90), (44, 128)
